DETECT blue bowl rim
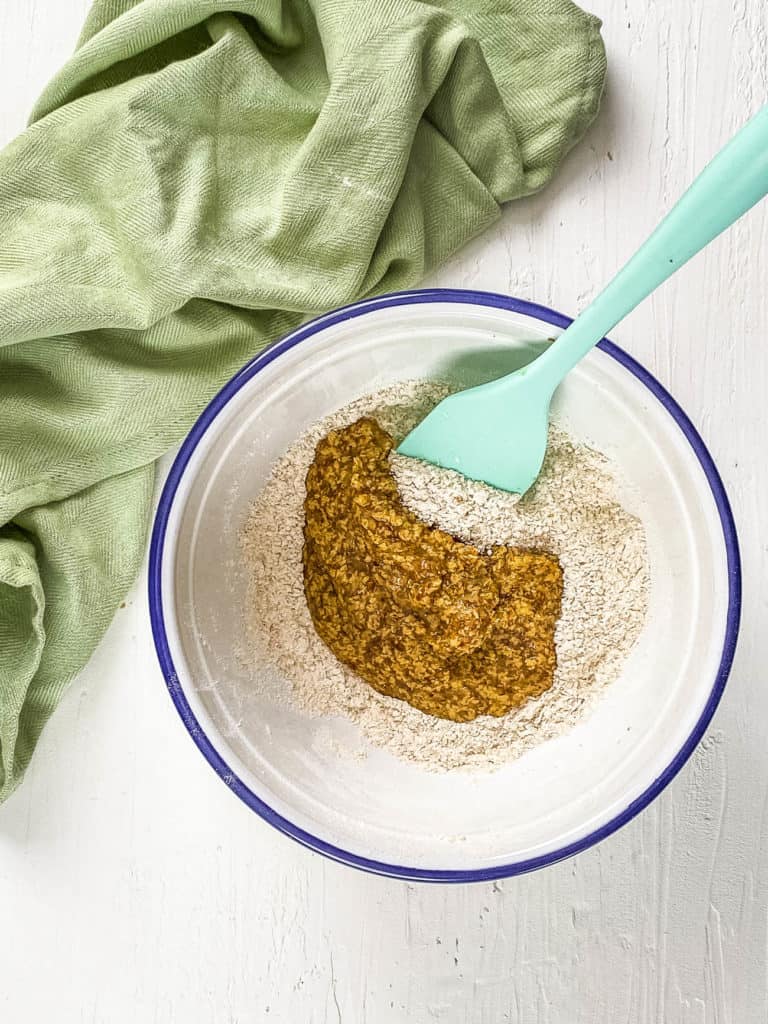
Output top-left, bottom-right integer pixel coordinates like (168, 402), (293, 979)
(148, 287), (742, 883)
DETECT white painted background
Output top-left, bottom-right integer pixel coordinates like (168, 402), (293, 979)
(1, 2), (766, 1021)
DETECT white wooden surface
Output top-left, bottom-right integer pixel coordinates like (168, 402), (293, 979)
(1, 2), (767, 1021)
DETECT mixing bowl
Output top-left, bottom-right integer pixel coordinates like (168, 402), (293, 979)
(148, 289), (740, 881)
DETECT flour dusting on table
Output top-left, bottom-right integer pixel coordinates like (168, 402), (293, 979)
(240, 380), (649, 771)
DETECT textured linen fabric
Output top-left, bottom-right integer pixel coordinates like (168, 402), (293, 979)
(0, 0), (606, 802)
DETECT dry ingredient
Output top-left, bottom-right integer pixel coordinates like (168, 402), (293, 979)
(240, 380), (649, 771)
(303, 417), (563, 721)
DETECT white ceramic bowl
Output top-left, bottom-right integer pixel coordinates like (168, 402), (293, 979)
(149, 290), (740, 881)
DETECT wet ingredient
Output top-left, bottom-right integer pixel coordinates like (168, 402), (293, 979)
(302, 417), (563, 722)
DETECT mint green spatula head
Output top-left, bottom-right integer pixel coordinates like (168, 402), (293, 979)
(397, 364), (554, 494)
(398, 104), (768, 494)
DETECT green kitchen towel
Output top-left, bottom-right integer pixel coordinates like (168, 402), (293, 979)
(0, 0), (606, 802)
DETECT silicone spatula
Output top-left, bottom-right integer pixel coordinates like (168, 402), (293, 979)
(397, 105), (768, 494)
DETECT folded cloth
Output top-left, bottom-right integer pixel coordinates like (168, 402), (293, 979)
(0, 0), (606, 802)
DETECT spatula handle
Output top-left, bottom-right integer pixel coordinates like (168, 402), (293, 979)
(533, 103), (768, 385)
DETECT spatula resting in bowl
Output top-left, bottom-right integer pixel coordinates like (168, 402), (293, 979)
(397, 105), (768, 495)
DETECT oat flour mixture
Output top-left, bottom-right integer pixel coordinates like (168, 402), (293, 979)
(241, 381), (650, 771)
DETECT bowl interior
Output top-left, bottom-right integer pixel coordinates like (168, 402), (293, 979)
(158, 298), (731, 874)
